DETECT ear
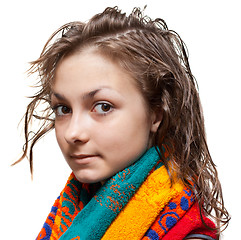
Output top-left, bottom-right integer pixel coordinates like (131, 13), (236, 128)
(150, 109), (163, 133)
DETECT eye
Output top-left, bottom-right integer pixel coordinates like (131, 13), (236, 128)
(52, 105), (71, 116)
(92, 102), (113, 115)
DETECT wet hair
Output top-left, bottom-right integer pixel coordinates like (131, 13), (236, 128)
(15, 6), (229, 234)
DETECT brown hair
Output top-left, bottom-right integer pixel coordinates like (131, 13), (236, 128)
(15, 6), (229, 234)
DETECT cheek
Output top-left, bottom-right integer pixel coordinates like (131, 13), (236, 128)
(55, 126), (65, 150)
(95, 112), (151, 153)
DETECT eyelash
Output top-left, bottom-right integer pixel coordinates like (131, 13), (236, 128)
(51, 104), (71, 117)
(92, 102), (114, 115)
(51, 102), (114, 118)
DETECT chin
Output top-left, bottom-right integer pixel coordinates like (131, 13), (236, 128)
(73, 171), (104, 184)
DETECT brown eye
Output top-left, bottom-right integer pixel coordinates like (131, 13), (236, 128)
(93, 102), (113, 115)
(101, 103), (111, 112)
(54, 105), (71, 116)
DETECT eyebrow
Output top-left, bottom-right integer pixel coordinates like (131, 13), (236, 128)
(82, 88), (102, 100)
(52, 92), (66, 101)
(52, 86), (116, 101)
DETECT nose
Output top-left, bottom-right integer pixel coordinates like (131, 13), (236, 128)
(64, 112), (90, 144)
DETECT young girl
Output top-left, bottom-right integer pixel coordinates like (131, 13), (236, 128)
(15, 6), (229, 240)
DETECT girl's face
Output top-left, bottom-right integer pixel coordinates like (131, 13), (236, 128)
(51, 49), (161, 183)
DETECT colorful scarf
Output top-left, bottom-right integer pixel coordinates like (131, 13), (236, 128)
(36, 146), (216, 240)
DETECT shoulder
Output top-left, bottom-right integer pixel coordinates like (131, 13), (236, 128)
(185, 238), (214, 240)
(184, 233), (216, 240)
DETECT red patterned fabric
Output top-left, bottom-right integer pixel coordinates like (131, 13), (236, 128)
(162, 202), (217, 240)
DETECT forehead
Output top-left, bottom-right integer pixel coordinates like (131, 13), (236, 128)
(53, 49), (137, 93)
(52, 49), (148, 107)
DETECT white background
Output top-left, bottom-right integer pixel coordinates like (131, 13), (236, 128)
(0, 0), (240, 239)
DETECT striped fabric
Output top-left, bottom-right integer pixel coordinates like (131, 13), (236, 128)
(36, 146), (217, 240)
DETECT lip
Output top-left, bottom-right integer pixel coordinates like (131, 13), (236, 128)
(70, 154), (99, 165)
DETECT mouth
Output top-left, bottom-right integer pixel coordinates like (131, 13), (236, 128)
(69, 154), (99, 164)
